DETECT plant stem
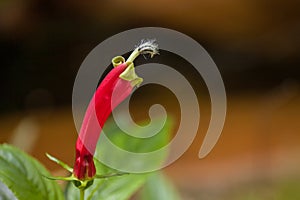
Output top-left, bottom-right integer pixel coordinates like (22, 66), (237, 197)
(126, 48), (140, 63)
(80, 189), (85, 200)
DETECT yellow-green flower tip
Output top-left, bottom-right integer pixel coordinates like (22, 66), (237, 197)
(112, 56), (125, 67)
(119, 62), (143, 87)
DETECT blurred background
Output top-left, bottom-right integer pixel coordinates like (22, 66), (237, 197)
(1, 0), (300, 199)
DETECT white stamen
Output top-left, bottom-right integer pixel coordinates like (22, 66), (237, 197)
(135, 39), (159, 58)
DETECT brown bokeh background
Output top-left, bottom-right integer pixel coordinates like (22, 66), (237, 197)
(1, 0), (300, 199)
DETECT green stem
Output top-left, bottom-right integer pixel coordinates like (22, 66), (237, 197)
(80, 189), (85, 200)
(126, 48), (140, 63)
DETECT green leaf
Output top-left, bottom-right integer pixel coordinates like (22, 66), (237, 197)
(140, 172), (181, 200)
(0, 181), (17, 200)
(102, 117), (171, 153)
(0, 144), (64, 200)
(95, 117), (172, 173)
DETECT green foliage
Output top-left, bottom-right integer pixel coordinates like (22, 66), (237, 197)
(217, 178), (300, 200)
(94, 118), (172, 173)
(0, 181), (17, 200)
(0, 118), (179, 200)
(140, 172), (181, 200)
(101, 117), (171, 153)
(275, 179), (300, 200)
(0, 144), (64, 200)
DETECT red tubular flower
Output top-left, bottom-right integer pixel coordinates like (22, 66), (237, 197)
(73, 40), (158, 180)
